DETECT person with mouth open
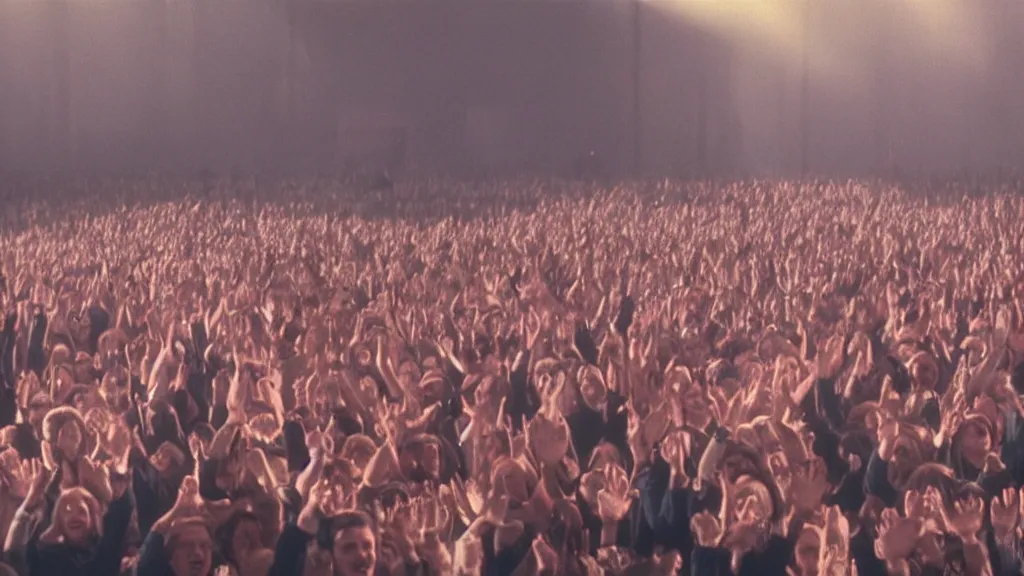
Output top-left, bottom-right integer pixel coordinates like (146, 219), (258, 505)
(24, 481), (134, 576)
(268, 471), (378, 576)
(136, 476), (217, 576)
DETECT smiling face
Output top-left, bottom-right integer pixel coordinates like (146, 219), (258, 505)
(333, 526), (376, 576)
(170, 524), (213, 576)
(56, 491), (94, 546)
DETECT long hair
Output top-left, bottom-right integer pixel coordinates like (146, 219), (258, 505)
(46, 487), (102, 542)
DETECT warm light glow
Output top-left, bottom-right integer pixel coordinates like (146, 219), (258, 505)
(647, 0), (993, 87)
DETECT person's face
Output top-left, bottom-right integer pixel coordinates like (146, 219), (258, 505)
(911, 361), (937, 391)
(58, 493), (93, 545)
(399, 441), (440, 484)
(150, 445), (177, 476)
(231, 519), (263, 558)
(100, 373), (129, 411)
(492, 463), (529, 504)
(170, 525), (214, 576)
(28, 402), (51, 429)
(959, 421), (991, 464)
(57, 420), (83, 459)
(579, 373), (607, 412)
(889, 438), (921, 487)
(397, 362), (420, 391)
(344, 442), (376, 476)
(681, 382), (709, 426)
(332, 526), (376, 576)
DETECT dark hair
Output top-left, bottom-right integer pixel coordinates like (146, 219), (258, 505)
(165, 517), (213, 556)
(13, 423), (41, 460)
(216, 511), (260, 566)
(318, 510), (374, 551)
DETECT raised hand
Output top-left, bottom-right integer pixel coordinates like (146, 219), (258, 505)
(480, 489), (510, 527)
(78, 457), (114, 502)
(527, 410), (570, 466)
(904, 490), (929, 522)
(189, 433), (205, 463)
(945, 494), (984, 543)
(532, 534), (560, 572)
(691, 511), (723, 548)
(875, 412), (901, 460)
(298, 477), (328, 534)
(822, 505), (851, 564)
(13, 459), (45, 505)
(789, 457), (829, 514)
(642, 401), (671, 448)
(873, 507), (923, 563)
(175, 476), (204, 515)
(991, 487), (1019, 539)
(816, 333), (846, 379)
(596, 463), (635, 524)
(660, 430), (690, 488)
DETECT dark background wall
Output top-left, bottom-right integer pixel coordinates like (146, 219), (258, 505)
(1, 0), (1022, 177)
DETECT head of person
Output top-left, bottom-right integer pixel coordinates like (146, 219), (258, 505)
(398, 435), (441, 484)
(341, 434), (377, 479)
(98, 367), (131, 412)
(26, 392), (53, 432)
(42, 406), (86, 462)
(150, 441), (187, 479)
(490, 456), (535, 507)
(167, 517), (214, 576)
(145, 400), (185, 448)
(328, 511), (376, 576)
(953, 413), (993, 470)
(50, 487), (101, 547)
(794, 524), (822, 576)
(887, 426), (931, 490)
(217, 511), (264, 570)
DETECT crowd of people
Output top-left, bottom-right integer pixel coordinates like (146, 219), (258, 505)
(0, 175), (1021, 575)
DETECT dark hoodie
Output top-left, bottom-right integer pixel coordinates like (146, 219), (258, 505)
(131, 447), (185, 537)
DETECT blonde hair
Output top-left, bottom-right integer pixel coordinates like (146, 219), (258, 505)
(51, 487), (102, 539)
